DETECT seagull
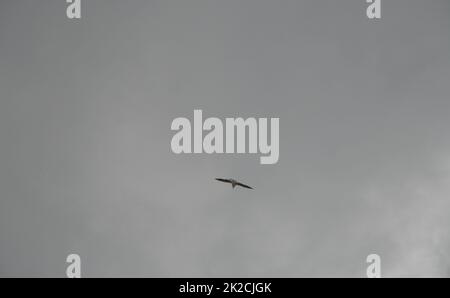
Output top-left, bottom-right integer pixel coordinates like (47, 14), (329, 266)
(215, 178), (254, 190)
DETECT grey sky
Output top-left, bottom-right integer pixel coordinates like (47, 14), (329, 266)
(1, 0), (450, 277)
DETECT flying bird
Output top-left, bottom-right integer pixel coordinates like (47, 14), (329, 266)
(215, 178), (254, 190)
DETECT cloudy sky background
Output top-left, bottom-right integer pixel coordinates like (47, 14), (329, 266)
(1, 0), (450, 277)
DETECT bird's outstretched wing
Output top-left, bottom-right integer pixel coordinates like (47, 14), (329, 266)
(236, 182), (254, 190)
(215, 178), (232, 184)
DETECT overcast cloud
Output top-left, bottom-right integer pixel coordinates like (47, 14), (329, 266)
(0, 0), (450, 277)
